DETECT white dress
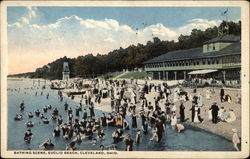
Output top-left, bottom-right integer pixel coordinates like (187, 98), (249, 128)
(208, 109), (212, 121)
(171, 116), (177, 126)
(226, 111), (236, 123)
(194, 107), (200, 123)
(206, 90), (211, 99)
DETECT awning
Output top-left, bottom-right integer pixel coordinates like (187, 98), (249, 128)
(188, 69), (218, 75)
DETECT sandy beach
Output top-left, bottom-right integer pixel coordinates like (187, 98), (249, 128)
(62, 79), (241, 141)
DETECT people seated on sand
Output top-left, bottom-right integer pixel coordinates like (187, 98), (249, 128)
(176, 124), (185, 133)
(218, 107), (224, 119)
(39, 138), (54, 150)
(53, 125), (61, 137)
(14, 114), (23, 121)
(225, 109), (236, 123)
(24, 129), (33, 143)
(43, 117), (50, 124)
(219, 108), (228, 122)
(35, 109), (40, 116)
(66, 141), (76, 150)
(28, 112), (34, 118)
(25, 121), (34, 127)
(224, 94), (232, 103)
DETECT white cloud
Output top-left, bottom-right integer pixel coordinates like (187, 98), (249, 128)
(9, 15), (238, 74)
(8, 22), (22, 28)
(104, 37), (115, 43)
(177, 19), (222, 35)
(27, 6), (37, 19)
(8, 16), (228, 58)
(20, 17), (30, 24)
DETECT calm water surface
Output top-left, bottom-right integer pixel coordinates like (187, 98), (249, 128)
(7, 79), (235, 151)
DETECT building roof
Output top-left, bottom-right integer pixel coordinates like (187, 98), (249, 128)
(143, 41), (240, 64)
(203, 35), (240, 44)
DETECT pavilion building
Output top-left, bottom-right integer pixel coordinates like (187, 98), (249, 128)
(143, 34), (241, 82)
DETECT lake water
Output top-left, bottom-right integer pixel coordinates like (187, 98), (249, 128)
(7, 79), (235, 151)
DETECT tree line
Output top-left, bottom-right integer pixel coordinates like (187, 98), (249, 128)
(8, 20), (241, 80)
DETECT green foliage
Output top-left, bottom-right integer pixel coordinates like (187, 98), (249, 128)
(9, 21), (241, 80)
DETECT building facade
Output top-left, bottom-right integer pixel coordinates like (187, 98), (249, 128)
(62, 62), (70, 81)
(144, 35), (241, 81)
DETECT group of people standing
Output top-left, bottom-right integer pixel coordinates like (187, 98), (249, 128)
(14, 77), (241, 151)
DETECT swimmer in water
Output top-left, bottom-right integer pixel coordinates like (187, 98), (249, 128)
(24, 129), (33, 143)
(39, 138), (54, 150)
(66, 141), (76, 150)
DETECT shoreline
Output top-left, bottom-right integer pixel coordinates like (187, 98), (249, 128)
(64, 93), (236, 142)
(8, 77), (239, 142)
(59, 79), (241, 142)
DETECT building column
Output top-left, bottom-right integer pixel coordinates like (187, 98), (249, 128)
(158, 72), (161, 80)
(163, 71), (166, 80)
(166, 72), (169, 81)
(183, 71), (186, 80)
(174, 71), (177, 80)
(222, 70), (226, 81)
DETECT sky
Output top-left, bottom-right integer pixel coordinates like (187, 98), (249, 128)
(7, 7), (240, 74)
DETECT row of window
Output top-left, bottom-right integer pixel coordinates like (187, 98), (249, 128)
(206, 43), (216, 51)
(146, 58), (220, 68)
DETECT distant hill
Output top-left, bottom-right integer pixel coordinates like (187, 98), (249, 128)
(8, 72), (35, 78)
